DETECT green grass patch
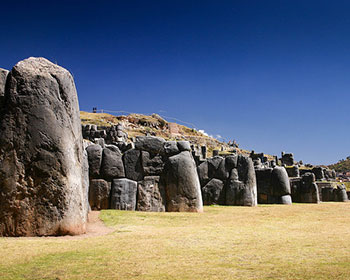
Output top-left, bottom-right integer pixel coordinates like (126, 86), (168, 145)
(2, 204), (350, 279)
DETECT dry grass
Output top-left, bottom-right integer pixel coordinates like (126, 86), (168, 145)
(2, 204), (350, 279)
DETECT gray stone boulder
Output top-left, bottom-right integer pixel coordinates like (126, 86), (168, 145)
(202, 178), (225, 205)
(135, 136), (165, 155)
(123, 149), (144, 181)
(89, 179), (111, 210)
(137, 176), (166, 212)
(312, 167), (325, 180)
(321, 186), (335, 201)
(271, 166), (292, 204)
(110, 178), (137, 210)
(256, 168), (273, 203)
(236, 155), (257, 206)
(177, 141), (191, 152)
(197, 161), (209, 186)
(334, 185), (348, 202)
(164, 141), (179, 156)
(86, 144), (103, 178)
(100, 146), (125, 180)
(300, 173), (320, 203)
(225, 155), (238, 171)
(0, 57), (87, 236)
(207, 156), (229, 181)
(226, 180), (252, 206)
(225, 155), (257, 206)
(141, 151), (164, 176)
(285, 165), (300, 178)
(0, 68), (8, 97)
(163, 151), (203, 212)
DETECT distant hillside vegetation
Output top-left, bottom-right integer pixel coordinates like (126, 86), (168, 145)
(328, 157), (350, 173)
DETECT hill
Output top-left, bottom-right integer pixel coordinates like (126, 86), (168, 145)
(80, 111), (260, 158)
(328, 157), (350, 173)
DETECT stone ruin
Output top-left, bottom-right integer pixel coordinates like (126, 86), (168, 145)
(0, 57), (348, 237)
(86, 136), (203, 212)
(280, 152), (295, 166)
(197, 155), (257, 206)
(255, 163), (292, 204)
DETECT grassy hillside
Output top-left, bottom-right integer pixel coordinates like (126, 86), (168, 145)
(80, 111), (252, 157)
(2, 204), (350, 279)
(328, 158), (350, 173)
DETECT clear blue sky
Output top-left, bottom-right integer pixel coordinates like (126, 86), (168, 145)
(1, 0), (349, 165)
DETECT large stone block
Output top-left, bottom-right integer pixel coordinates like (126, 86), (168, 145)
(164, 141), (179, 156)
(163, 151), (203, 212)
(202, 178), (225, 205)
(0, 57), (87, 236)
(137, 176), (166, 212)
(100, 146), (125, 180)
(236, 155), (257, 206)
(123, 149), (144, 181)
(271, 167), (291, 197)
(86, 144), (103, 178)
(135, 136), (165, 155)
(110, 178), (137, 210)
(299, 173), (320, 203)
(197, 161), (209, 186)
(141, 151), (164, 176)
(89, 179), (111, 210)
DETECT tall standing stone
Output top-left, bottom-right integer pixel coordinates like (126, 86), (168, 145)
(163, 151), (203, 212)
(0, 57), (87, 236)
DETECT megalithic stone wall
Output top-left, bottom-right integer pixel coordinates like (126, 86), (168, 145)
(255, 166), (292, 204)
(86, 137), (203, 212)
(0, 57), (88, 237)
(197, 154), (257, 206)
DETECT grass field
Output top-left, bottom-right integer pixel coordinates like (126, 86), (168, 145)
(1, 203), (350, 280)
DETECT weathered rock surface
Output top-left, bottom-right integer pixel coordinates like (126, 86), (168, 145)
(334, 185), (348, 202)
(299, 173), (320, 203)
(164, 141), (179, 156)
(137, 176), (166, 212)
(89, 179), (111, 210)
(123, 149), (143, 181)
(202, 178), (225, 205)
(235, 155), (258, 206)
(177, 141), (191, 152)
(271, 166), (292, 204)
(163, 151), (203, 212)
(141, 151), (164, 175)
(0, 68), (8, 97)
(110, 178), (137, 210)
(0, 57), (87, 236)
(197, 161), (209, 186)
(285, 165), (300, 178)
(312, 167), (324, 180)
(86, 144), (103, 178)
(100, 147), (125, 180)
(135, 136), (165, 155)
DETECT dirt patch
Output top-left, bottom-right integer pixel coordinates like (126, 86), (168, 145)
(7, 211), (114, 240)
(56, 211), (114, 239)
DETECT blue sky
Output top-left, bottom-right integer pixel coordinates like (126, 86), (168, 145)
(1, 1), (349, 165)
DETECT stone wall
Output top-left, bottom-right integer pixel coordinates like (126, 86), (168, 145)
(87, 136), (203, 212)
(255, 166), (292, 204)
(197, 154), (257, 206)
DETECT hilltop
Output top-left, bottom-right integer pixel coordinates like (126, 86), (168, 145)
(80, 111), (256, 157)
(328, 157), (350, 173)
